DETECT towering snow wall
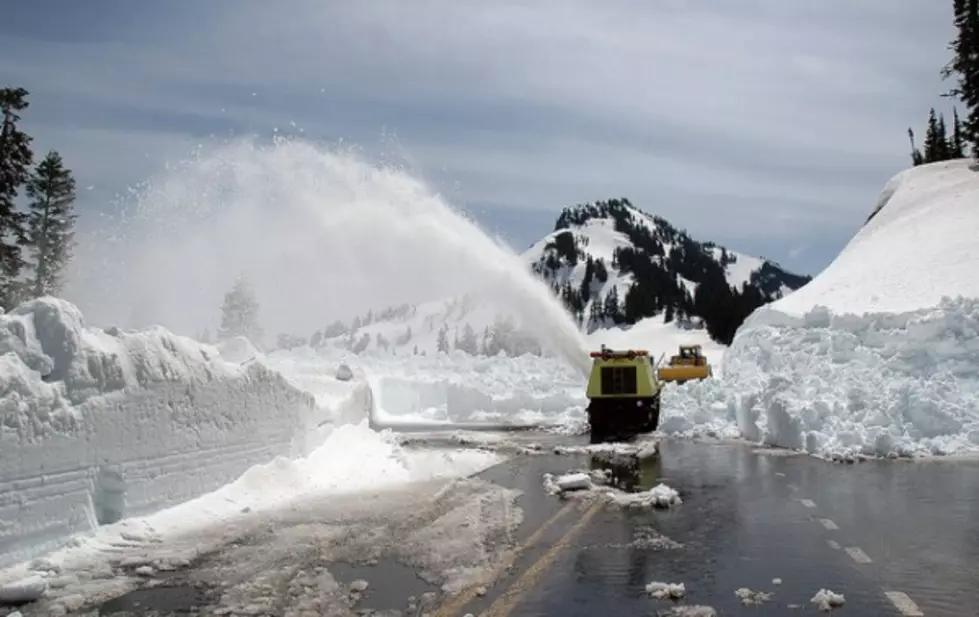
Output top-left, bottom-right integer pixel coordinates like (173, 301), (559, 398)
(667, 160), (979, 458)
(0, 298), (350, 568)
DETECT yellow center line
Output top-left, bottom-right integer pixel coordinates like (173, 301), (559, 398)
(431, 498), (580, 617)
(481, 497), (605, 617)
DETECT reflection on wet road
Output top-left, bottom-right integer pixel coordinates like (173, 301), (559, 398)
(76, 432), (979, 617)
(447, 439), (911, 616)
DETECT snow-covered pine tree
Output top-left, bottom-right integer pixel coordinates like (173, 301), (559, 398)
(219, 277), (263, 343)
(0, 87), (33, 308)
(24, 150), (76, 298)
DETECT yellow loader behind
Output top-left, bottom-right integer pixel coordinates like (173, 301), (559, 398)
(657, 344), (713, 384)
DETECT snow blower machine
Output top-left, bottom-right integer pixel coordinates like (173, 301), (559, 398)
(657, 344), (713, 384)
(585, 346), (663, 444)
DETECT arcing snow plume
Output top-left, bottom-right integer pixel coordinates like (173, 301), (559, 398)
(67, 137), (590, 375)
(663, 160), (979, 458)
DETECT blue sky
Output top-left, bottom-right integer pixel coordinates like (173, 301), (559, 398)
(1, 0), (956, 280)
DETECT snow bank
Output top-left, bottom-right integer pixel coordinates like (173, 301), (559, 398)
(0, 421), (502, 604)
(0, 298), (357, 569)
(663, 161), (979, 458)
(321, 349), (586, 426)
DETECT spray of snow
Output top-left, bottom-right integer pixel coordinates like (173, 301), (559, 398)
(65, 136), (590, 376)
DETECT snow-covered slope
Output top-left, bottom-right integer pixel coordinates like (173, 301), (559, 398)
(311, 294), (544, 359)
(763, 160), (979, 316)
(669, 161), (979, 458)
(0, 298), (361, 569)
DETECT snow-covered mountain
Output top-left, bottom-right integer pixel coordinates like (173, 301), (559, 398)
(527, 198), (811, 343)
(306, 198), (810, 357)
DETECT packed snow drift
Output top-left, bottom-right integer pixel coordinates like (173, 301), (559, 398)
(669, 160), (979, 458)
(0, 298), (370, 569)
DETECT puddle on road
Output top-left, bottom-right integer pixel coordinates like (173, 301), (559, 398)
(97, 584), (210, 616)
(590, 451), (663, 493)
(330, 560), (438, 613)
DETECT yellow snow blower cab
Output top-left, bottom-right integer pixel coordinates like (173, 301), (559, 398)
(657, 344), (712, 384)
(585, 346), (663, 443)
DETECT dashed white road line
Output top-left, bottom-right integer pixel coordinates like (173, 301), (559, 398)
(819, 518), (839, 530)
(845, 546), (873, 564)
(884, 591), (924, 616)
(778, 475), (924, 616)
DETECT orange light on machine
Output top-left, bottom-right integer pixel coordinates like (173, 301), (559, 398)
(589, 349), (649, 358)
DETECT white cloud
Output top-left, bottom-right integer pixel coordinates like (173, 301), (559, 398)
(0, 0), (960, 308)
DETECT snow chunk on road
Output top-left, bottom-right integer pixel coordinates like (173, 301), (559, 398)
(646, 581), (685, 599)
(811, 588), (845, 611)
(552, 472), (592, 492)
(608, 483), (682, 509)
(543, 471), (681, 509)
(735, 587), (773, 605)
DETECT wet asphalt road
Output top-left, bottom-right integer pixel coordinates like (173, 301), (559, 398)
(54, 432), (979, 617)
(416, 433), (979, 617)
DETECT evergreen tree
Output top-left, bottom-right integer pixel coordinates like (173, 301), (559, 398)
(458, 323), (479, 355)
(218, 277), (263, 343)
(952, 106), (966, 157)
(0, 87), (33, 307)
(923, 108), (944, 162)
(603, 286), (621, 324)
(909, 128), (924, 166)
(941, 0), (979, 154)
(24, 150), (76, 298)
(436, 323), (449, 353)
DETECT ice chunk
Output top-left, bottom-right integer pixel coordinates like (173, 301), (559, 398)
(0, 575), (48, 604)
(554, 472), (592, 491)
(811, 588), (845, 611)
(646, 580), (686, 599)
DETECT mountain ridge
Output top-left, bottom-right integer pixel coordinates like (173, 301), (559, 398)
(526, 197), (811, 344)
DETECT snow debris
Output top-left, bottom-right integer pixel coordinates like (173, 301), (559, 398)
(630, 526), (684, 551)
(553, 472), (593, 492)
(347, 579), (369, 593)
(608, 483), (682, 509)
(646, 581), (686, 599)
(811, 588), (846, 611)
(657, 607), (717, 617)
(735, 587), (773, 605)
(0, 575), (48, 604)
(543, 471), (681, 509)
